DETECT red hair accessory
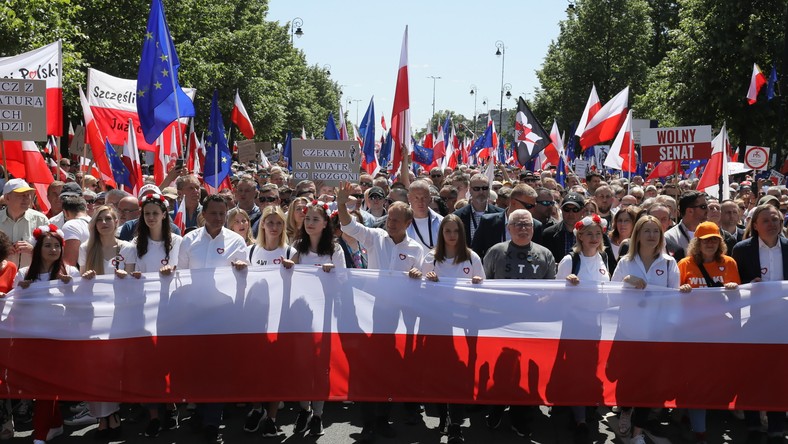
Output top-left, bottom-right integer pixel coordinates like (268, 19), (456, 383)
(573, 214), (608, 237)
(140, 193), (169, 208)
(31, 224), (64, 247)
(304, 200), (330, 214)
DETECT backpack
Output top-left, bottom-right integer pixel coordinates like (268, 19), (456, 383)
(570, 250), (609, 276)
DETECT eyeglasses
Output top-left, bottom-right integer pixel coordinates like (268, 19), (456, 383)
(537, 200), (554, 207)
(690, 204), (708, 210)
(259, 196), (278, 203)
(118, 208), (139, 215)
(511, 197), (535, 210)
(561, 205), (582, 213)
(85, 199), (96, 204)
(360, 182), (373, 187)
(471, 186), (490, 192)
(509, 222), (534, 229)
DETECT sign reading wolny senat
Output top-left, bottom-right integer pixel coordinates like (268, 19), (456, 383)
(640, 125), (712, 163)
(291, 140), (361, 187)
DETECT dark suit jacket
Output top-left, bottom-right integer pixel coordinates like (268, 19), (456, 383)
(453, 203), (504, 245)
(471, 212), (543, 261)
(731, 236), (788, 283)
(541, 222), (617, 273)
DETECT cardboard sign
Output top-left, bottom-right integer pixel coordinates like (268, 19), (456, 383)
(236, 139), (257, 163)
(291, 140), (361, 186)
(68, 125), (86, 157)
(574, 159), (589, 178)
(640, 125), (712, 162)
(744, 145), (770, 171)
(0, 79), (47, 141)
(769, 169), (784, 186)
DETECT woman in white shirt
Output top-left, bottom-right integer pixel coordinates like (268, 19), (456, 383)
(610, 215), (681, 444)
(78, 205), (135, 439)
(129, 194), (181, 436)
(420, 214), (482, 443)
(555, 214), (610, 433)
(15, 225), (80, 444)
(283, 200), (345, 437)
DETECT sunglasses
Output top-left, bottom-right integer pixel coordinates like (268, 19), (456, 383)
(691, 204), (708, 210)
(537, 200), (554, 207)
(369, 195), (384, 201)
(471, 186), (490, 192)
(360, 182), (373, 187)
(561, 205), (582, 213)
(430, 173), (443, 178)
(511, 197), (536, 210)
(259, 196), (278, 203)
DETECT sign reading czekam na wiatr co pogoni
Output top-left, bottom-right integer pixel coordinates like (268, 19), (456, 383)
(291, 140), (360, 187)
(0, 79), (47, 141)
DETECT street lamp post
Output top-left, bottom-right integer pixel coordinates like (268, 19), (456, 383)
(469, 85), (478, 135)
(349, 99), (362, 124)
(427, 75), (442, 129)
(495, 40), (506, 135)
(290, 17), (304, 44)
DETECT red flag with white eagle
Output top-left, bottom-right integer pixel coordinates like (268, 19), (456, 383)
(79, 88), (117, 189)
(389, 26), (411, 175)
(579, 86), (629, 149)
(575, 84), (601, 138)
(231, 90), (255, 139)
(604, 110), (636, 172)
(747, 63), (767, 105)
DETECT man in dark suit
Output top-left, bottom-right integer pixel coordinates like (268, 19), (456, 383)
(453, 173), (503, 246)
(472, 184), (543, 260)
(542, 192), (617, 272)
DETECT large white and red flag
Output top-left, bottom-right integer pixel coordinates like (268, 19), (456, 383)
(697, 123), (730, 200)
(0, 41), (62, 136)
(389, 26), (411, 175)
(574, 84), (601, 138)
(231, 90), (255, 139)
(540, 120), (563, 169)
(579, 86), (629, 149)
(1, 268), (787, 410)
(87, 68), (195, 152)
(604, 110), (636, 172)
(78, 88), (117, 189)
(122, 118), (143, 195)
(746, 63), (767, 105)
(0, 141), (55, 213)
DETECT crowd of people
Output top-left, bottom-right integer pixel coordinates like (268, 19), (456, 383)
(0, 156), (786, 444)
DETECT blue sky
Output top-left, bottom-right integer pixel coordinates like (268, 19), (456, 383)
(267, 0), (569, 135)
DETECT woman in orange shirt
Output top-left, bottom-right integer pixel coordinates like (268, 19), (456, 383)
(677, 221), (740, 443)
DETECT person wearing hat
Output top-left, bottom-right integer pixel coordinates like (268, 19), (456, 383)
(542, 192), (617, 273)
(364, 186), (387, 221)
(48, 182), (83, 229)
(118, 185), (181, 241)
(0, 179), (50, 268)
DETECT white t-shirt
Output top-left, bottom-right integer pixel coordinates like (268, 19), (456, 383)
(296, 244), (347, 269)
(15, 264), (81, 286)
(129, 235), (183, 273)
(247, 244), (297, 266)
(556, 252), (611, 282)
(422, 250), (484, 279)
(78, 240), (136, 274)
(62, 216), (91, 244)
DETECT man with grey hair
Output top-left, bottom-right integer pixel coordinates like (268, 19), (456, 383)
(472, 184), (544, 259)
(453, 173), (504, 245)
(406, 180), (443, 250)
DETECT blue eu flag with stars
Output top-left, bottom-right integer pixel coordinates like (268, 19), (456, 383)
(105, 138), (131, 190)
(204, 90), (231, 188)
(136, 0), (195, 144)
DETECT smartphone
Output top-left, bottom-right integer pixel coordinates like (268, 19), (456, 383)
(175, 158), (184, 169)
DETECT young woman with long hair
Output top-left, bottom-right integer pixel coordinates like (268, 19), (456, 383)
(227, 207), (254, 246)
(609, 206), (641, 259)
(285, 197), (309, 242)
(15, 226), (80, 444)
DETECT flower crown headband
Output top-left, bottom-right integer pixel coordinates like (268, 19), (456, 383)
(573, 214), (608, 236)
(140, 193), (169, 208)
(31, 224), (64, 247)
(302, 200), (330, 214)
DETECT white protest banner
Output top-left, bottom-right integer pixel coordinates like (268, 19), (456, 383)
(291, 139), (361, 186)
(640, 125), (712, 162)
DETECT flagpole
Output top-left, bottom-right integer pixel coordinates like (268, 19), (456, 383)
(164, 28), (183, 161)
(214, 137), (219, 190)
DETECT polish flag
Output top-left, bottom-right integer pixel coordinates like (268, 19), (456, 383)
(78, 88), (117, 189)
(68, 122), (75, 147)
(1, 141), (55, 213)
(47, 157), (69, 181)
(604, 110), (636, 172)
(154, 132), (167, 186)
(338, 105), (349, 141)
(381, 115), (387, 132)
(747, 63), (767, 105)
(301, 127), (307, 140)
(231, 90), (255, 139)
(172, 197), (186, 234)
(540, 120), (563, 169)
(3, 268), (788, 411)
(431, 124), (446, 170)
(122, 118), (143, 195)
(579, 86), (629, 149)
(0, 41), (62, 136)
(647, 160), (682, 180)
(574, 84), (601, 138)
(77, 156), (102, 179)
(389, 26), (411, 175)
(167, 125), (179, 171)
(697, 123), (730, 201)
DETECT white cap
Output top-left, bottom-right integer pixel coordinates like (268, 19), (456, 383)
(138, 183), (162, 198)
(2, 178), (34, 195)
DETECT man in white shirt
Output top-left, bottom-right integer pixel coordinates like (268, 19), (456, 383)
(61, 195), (91, 266)
(406, 180), (443, 250)
(0, 179), (49, 268)
(178, 195), (248, 269)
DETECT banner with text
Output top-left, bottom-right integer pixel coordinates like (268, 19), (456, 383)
(640, 125), (712, 163)
(1, 268), (787, 409)
(291, 140), (361, 186)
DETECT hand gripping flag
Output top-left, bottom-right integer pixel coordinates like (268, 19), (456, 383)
(231, 90), (255, 139)
(203, 90), (231, 190)
(514, 97), (554, 166)
(136, 0), (195, 144)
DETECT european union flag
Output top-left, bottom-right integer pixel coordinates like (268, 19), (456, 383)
(469, 123), (493, 157)
(324, 113), (339, 140)
(556, 155), (567, 187)
(203, 90), (231, 189)
(411, 138), (434, 167)
(767, 65), (779, 101)
(282, 131), (293, 171)
(105, 138), (131, 190)
(497, 138), (506, 165)
(359, 98), (376, 164)
(137, 0), (195, 144)
(379, 131), (392, 167)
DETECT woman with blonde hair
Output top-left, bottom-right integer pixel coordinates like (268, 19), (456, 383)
(227, 207), (254, 246)
(286, 197), (309, 242)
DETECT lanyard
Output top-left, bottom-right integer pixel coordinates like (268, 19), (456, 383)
(412, 212), (434, 248)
